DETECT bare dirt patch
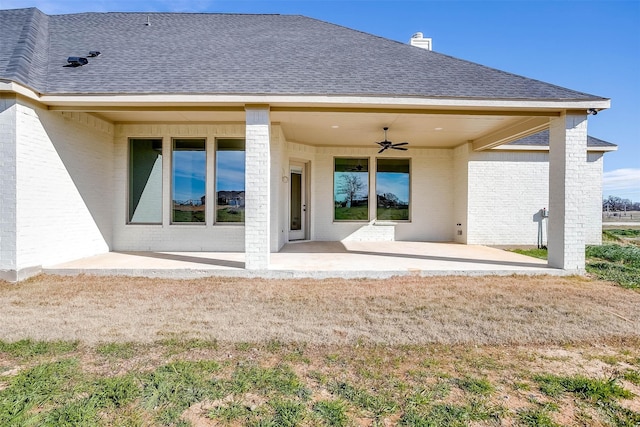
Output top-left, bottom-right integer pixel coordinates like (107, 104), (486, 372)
(0, 274), (638, 346)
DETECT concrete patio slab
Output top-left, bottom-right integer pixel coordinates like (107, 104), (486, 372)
(43, 241), (563, 279)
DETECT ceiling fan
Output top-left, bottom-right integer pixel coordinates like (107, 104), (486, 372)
(376, 127), (409, 153)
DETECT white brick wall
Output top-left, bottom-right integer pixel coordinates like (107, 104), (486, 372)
(467, 151), (550, 246)
(341, 223), (396, 241)
(585, 152), (604, 245)
(453, 144), (470, 243)
(270, 126), (286, 252)
(0, 95), (17, 277)
(464, 147), (601, 247)
(14, 100), (114, 270)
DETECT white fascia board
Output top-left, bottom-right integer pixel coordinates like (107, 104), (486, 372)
(0, 80), (41, 99)
(40, 93), (611, 111)
(1, 80), (611, 111)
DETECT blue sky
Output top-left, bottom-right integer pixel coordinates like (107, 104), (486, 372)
(6, 0), (639, 200)
(172, 151), (206, 202)
(377, 173), (410, 205)
(216, 151), (245, 192)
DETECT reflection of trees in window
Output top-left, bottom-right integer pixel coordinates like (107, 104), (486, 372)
(172, 139), (206, 223)
(216, 139), (245, 223)
(377, 159), (410, 221)
(334, 158), (369, 221)
(129, 139), (162, 224)
(338, 174), (365, 207)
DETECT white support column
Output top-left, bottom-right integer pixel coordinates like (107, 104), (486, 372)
(244, 105), (271, 270)
(548, 112), (587, 271)
(0, 96), (18, 281)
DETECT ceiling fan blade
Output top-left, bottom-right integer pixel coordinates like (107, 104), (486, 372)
(392, 147), (408, 151)
(378, 148), (386, 154)
(392, 142), (409, 147)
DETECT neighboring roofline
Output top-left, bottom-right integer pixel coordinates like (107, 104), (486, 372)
(0, 80), (611, 112)
(492, 144), (618, 153)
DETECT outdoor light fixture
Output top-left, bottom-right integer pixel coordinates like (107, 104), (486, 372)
(67, 56), (88, 67)
(587, 108), (598, 116)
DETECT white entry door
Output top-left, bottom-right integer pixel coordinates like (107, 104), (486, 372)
(289, 164), (306, 240)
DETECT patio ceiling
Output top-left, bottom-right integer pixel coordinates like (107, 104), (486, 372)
(50, 104), (558, 150)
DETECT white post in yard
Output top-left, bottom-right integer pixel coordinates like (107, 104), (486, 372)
(548, 112), (588, 272)
(244, 105), (271, 270)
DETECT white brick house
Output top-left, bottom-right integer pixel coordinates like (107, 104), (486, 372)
(0, 8), (615, 281)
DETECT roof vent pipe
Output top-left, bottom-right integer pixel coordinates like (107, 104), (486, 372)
(410, 32), (432, 51)
(145, 15), (151, 26)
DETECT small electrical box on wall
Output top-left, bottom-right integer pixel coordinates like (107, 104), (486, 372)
(541, 208), (549, 218)
(456, 223), (463, 235)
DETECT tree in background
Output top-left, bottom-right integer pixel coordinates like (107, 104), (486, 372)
(603, 195), (640, 212)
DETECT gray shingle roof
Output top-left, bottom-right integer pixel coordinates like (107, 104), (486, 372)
(0, 8), (49, 92)
(508, 130), (616, 148)
(1, 7), (609, 100)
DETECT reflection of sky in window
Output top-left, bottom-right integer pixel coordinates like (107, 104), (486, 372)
(376, 172), (409, 204)
(216, 151), (245, 191)
(173, 151), (206, 201)
(333, 172), (368, 201)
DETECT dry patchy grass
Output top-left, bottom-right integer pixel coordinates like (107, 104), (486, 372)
(0, 274), (639, 346)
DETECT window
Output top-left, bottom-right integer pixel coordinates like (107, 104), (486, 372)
(172, 139), (206, 223)
(216, 139), (245, 223)
(128, 139), (162, 224)
(334, 158), (369, 221)
(376, 158), (410, 221)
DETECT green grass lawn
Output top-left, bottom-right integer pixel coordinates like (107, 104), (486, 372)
(510, 229), (640, 290)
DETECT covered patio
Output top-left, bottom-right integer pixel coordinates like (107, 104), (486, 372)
(43, 241), (558, 280)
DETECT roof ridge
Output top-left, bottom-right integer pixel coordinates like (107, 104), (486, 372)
(49, 10), (284, 17)
(4, 7), (48, 91)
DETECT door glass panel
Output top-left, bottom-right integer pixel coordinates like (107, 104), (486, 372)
(290, 172), (302, 230)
